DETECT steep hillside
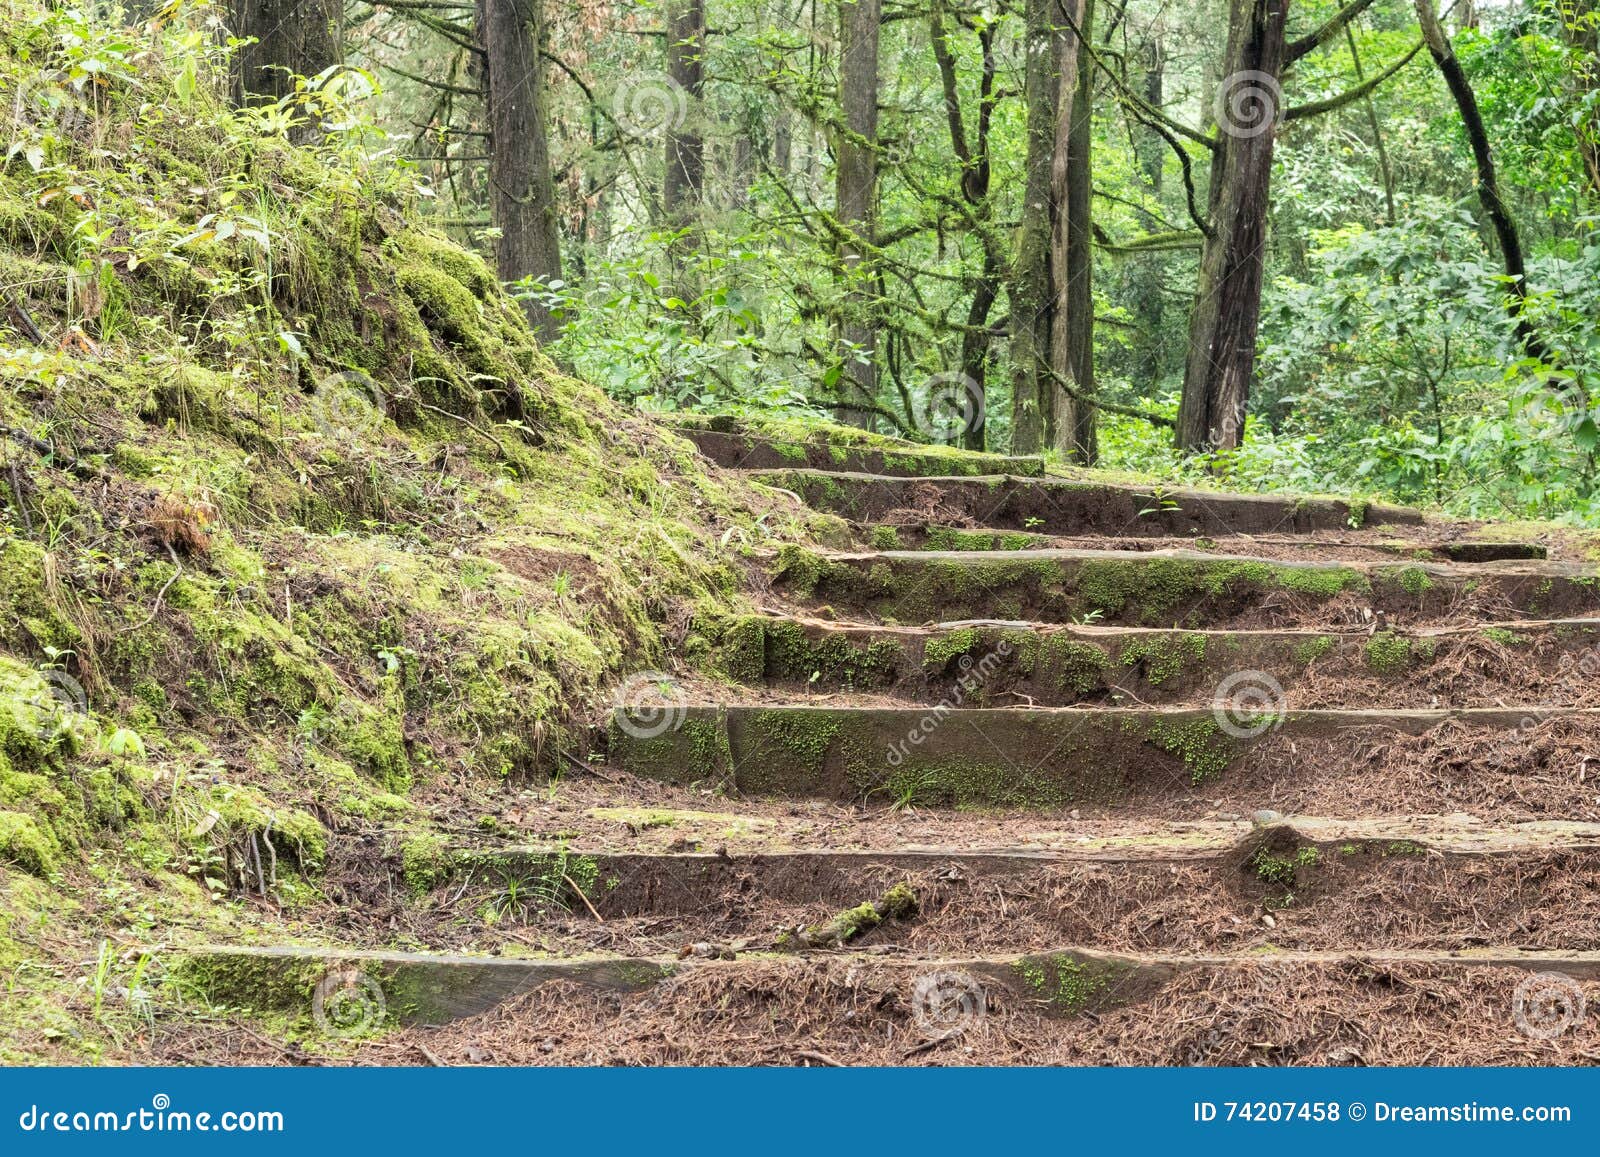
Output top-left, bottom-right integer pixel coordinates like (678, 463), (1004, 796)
(0, 2), (840, 1059)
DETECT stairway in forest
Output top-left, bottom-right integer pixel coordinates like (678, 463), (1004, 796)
(181, 420), (1600, 1064)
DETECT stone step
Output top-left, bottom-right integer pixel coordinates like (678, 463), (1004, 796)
(772, 546), (1600, 627)
(669, 419), (1044, 477)
(705, 614), (1600, 707)
(173, 943), (1600, 1028)
(608, 704), (1600, 812)
(872, 524), (1548, 563)
(440, 822), (1600, 954)
(756, 468), (1421, 536)
(171, 945), (675, 1026)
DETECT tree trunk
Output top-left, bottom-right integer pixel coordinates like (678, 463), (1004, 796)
(1176, 0), (1289, 453)
(663, 0), (706, 223)
(229, 0), (340, 111)
(1049, 0), (1096, 464)
(959, 252), (1000, 451)
(774, 111), (793, 175)
(479, 0), (565, 342)
(834, 0), (881, 428)
(931, 7), (998, 451)
(1008, 0), (1060, 454)
(1413, 0), (1544, 358)
(1130, 36), (1167, 385)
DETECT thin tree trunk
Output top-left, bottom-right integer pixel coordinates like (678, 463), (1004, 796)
(1049, 0), (1096, 464)
(1131, 36), (1166, 385)
(731, 133), (755, 207)
(1176, 0), (1289, 453)
(1345, 22), (1396, 223)
(930, 6), (999, 451)
(1413, 0), (1544, 358)
(480, 0), (564, 342)
(834, 0), (881, 428)
(1008, 0), (1060, 454)
(663, 0), (706, 223)
(774, 111), (793, 174)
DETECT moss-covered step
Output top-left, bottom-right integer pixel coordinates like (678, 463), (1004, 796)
(869, 524), (1548, 563)
(704, 614), (1600, 707)
(771, 545), (1600, 626)
(664, 413), (1045, 477)
(682, 429), (1045, 478)
(172, 945), (679, 1026)
(608, 704), (1600, 807)
(171, 944), (1600, 1028)
(755, 469), (1421, 536)
(443, 823), (1600, 954)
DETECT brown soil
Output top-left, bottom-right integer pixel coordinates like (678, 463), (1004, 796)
(357, 960), (1600, 1067)
(402, 842), (1600, 959)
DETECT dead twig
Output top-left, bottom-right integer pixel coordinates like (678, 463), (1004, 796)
(793, 1048), (846, 1067)
(563, 873), (604, 922)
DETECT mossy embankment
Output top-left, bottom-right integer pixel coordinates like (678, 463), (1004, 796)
(0, 1), (833, 1060)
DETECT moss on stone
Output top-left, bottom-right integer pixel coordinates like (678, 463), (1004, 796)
(1292, 635), (1335, 665)
(1117, 632), (1207, 686)
(400, 832), (454, 897)
(877, 756), (1071, 810)
(713, 615), (769, 685)
(1395, 566), (1435, 596)
(923, 526), (1045, 551)
(1139, 716), (1238, 784)
(1364, 631), (1412, 675)
(1036, 635), (1111, 696)
(1011, 953), (1123, 1014)
(922, 627), (980, 672)
(1073, 558), (1365, 626)
(763, 620), (900, 689)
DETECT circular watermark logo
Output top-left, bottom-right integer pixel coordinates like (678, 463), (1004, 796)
(612, 73), (689, 138)
(312, 968), (387, 1036)
(1214, 70), (1283, 140)
(1212, 670), (1287, 739)
(911, 970), (987, 1040)
(11, 69), (91, 138)
(882, 130), (919, 169)
(614, 671), (687, 739)
(1514, 972), (1585, 1041)
(310, 370), (387, 443)
(12, 668), (88, 741)
(914, 372), (985, 442)
(1206, 408), (1245, 451)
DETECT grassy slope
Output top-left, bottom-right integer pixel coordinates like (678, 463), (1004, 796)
(0, 2), (834, 1060)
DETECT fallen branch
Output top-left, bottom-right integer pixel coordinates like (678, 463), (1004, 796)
(563, 872), (604, 922)
(5, 426), (103, 478)
(789, 883), (918, 949)
(794, 1049), (847, 1067)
